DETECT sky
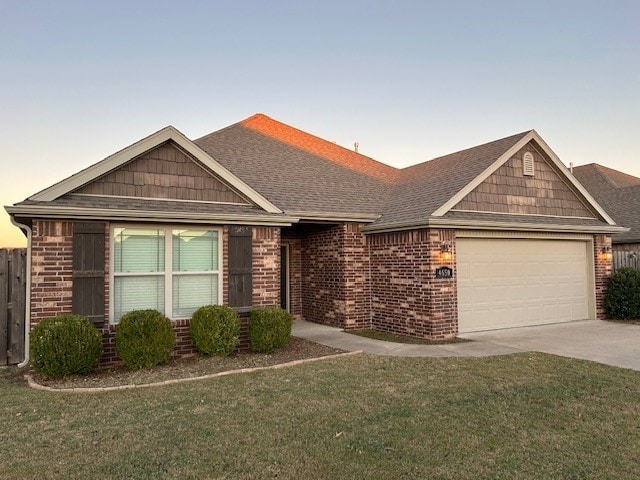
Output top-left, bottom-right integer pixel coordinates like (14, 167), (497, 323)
(1, 0), (638, 247)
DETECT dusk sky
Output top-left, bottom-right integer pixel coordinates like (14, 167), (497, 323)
(1, 1), (638, 247)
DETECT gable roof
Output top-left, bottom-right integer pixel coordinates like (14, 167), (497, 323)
(573, 164), (640, 243)
(28, 125), (282, 214)
(7, 114), (624, 235)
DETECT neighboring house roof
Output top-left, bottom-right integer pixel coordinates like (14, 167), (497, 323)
(6, 113), (624, 235)
(573, 164), (640, 243)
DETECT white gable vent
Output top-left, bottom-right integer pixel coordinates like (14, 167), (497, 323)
(522, 152), (535, 176)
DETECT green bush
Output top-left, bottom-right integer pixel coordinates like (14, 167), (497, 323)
(248, 307), (292, 353)
(604, 267), (640, 320)
(190, 305), (240, 356)
(115, 309), (176, 369)
(30, 314), (103, 378)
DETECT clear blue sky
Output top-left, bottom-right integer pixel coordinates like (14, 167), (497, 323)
(1, 0), (638, 247)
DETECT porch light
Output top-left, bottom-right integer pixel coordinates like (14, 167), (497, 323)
(440, 241), (452, 261)
(600, 245), (612, 261)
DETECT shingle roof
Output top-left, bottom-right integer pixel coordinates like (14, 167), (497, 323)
(369, 131), (531, 229)
(573, 164), (640, 243)
(194, 114), (398, 216)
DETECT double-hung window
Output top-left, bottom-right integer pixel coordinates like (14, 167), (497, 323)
(112, 226), (221, 323)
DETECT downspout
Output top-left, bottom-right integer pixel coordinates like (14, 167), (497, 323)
(9, 216), (31, 368)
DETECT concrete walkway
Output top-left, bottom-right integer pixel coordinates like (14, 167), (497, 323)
(292, 319), (640, 371)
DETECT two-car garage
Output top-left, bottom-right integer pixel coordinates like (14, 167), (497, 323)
(456, 236), (594, 333)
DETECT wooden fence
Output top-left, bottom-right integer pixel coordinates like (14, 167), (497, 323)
(0, 248), (26, 366)
(613, 250), (640, 272)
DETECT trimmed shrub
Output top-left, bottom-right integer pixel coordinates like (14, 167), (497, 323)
(190, 305), (240, 356)
(115, 309), (176, 369)
(248, 307), (292, 353)
(30, 314), (103, 378)
(604, 267), (640, 320)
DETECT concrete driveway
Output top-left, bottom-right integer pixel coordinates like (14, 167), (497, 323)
(293, 319), (640, 371)
(459, 320), (640, 371)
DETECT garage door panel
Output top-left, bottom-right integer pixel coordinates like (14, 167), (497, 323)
(457, 238), (592, 332)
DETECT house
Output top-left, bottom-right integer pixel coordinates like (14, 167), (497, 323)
(572, 163), (640, 251)
(6, 114), (625, 366)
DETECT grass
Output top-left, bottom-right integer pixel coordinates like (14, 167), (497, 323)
(347, 328), (470, 344)
(2, 353), (640, 479)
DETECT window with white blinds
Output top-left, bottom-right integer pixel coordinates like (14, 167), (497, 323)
(111, 227), (222, 323)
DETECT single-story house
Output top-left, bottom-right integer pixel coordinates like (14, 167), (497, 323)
(572, 163), (640, 251)
(6, 114), (625, 366)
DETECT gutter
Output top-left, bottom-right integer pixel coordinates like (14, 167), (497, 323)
(8, 216), (31, 368)
(361, 218), (629, 235)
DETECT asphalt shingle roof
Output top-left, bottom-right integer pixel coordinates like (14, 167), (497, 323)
(573, 164), (640, 243)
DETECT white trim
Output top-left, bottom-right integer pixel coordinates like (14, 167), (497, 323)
(285, 211), (380, 223)
(449, 208), (599, 221)
(71, 193), (251, 207)
(109, 225), (224, 324)
(29, 126), (282, 214)
(361, 217), (627, 235)
(431, 130), (617, 225)
(6, 205), (298, 226)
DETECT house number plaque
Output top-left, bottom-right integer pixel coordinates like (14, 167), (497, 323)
(435, 266), (453, 279)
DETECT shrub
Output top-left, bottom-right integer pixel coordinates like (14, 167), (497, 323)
(115, 309), (176, 369)
(30, 314), (103, 378)
(248, 307), (292, 353)
(604, 267), (640, 320)
(190, 305), (240, 356)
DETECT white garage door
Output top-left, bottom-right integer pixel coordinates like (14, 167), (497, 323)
(457, 238), (592, 332)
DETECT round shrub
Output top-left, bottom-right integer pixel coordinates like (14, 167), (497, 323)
(190, 305), (240, 356)
(604, 267), (640, 320)
(30, 314), (103, 378)
(248, 307), (292, 353)
(115, 309), (176, 369)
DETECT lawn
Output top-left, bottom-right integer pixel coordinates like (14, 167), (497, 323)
(1, 353), (639, 479)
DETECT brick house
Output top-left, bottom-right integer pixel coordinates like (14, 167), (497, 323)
(6, 114), (625, 366)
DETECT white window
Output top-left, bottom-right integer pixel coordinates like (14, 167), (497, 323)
(111, 226), (222, 323)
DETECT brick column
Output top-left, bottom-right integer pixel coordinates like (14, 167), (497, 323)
(253, 227), (280, 307)
(593, 234), (613, 320)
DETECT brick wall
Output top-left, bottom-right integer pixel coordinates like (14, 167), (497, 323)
(281, 230), (303, 319)
(594, 234), (613, 320)
(301, 223), (370, 329)
(30, 220), (74, 325)
(253, 227), (280, 307)
(30, 221), (277, 367)
(369, 228), (457, 339)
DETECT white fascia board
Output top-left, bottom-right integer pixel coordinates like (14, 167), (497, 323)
(286, 211), (380, 223)
(361, 217), (628, 235)
(5, 205), (297, 226)
(29, 126), (282, 214)
(430, 130), (617, 225)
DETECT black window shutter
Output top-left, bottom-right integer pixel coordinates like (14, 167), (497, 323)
(72, 222), (106, 327)
(228, 226), (252, 308)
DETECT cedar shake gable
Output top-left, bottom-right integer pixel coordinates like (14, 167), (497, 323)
(573, 164), (640, 244)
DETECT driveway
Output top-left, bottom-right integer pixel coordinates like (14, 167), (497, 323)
(293, 319), (640, 371)
(459, 320), (640, 371)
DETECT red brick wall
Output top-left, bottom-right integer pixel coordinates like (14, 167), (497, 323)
(369, 228), (457, 339)
(594, 234), (613, 320)
(29, 221), (278, 367)
(253, 227), (280, 307)
(30, 220), (74, 325)
(301, 223), (370, 329)
(281, 230), (303, 319)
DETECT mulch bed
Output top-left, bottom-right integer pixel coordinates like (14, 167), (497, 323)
(30, 337), (346, 390)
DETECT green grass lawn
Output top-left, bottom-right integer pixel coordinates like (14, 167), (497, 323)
(2, 353), (639, 479)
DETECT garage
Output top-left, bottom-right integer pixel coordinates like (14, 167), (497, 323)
(456, 237), (593, 332)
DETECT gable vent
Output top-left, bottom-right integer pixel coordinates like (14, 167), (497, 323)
(522, 152), (535, 176)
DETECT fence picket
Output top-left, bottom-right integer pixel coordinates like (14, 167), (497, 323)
(613, 250), (640, 272)
(0, 248), (26, 366)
